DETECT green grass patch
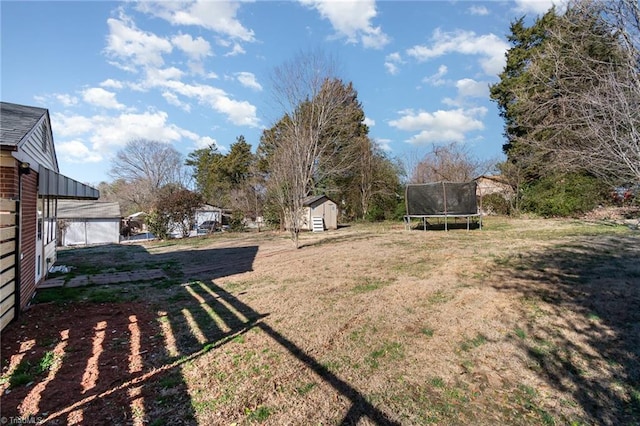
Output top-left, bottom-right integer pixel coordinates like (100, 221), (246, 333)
(33, 287), (85, 304)
(511, 384), (556, 425)
(366, 341), (404, 369)
(427, 290), (452, 304)
(352, 277), (393, 293)
(246, 405), (271, 422)
(459, 334), (488, 352)
(421, 327), (435, 337)
(6, 350), (57, 388)
(295, 382), (317, 395)
(429, 377), (445, 388)
(514, 328), (527, 339)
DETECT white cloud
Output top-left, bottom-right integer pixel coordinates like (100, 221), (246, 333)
(236, 72), (262, 91)
(194, 136), (218, 150)
(56, 140), (103, 163)
(105, 12), (173, 71)
(153, 80), (260, 127)
(171, 33), (212, 60)
(54, 93), (79, 107)
(82, 87), (126, 110)
(514, 0), (566, 14)
(363, 117), (375, 127)
(224, 43), (246, 57)
(136, 1), (255, 42)
(374, 138), (392, 152)
(389, 107), (487, 145)
(406, 29), (509, 76)
(456, 78), (489, 98)
(100, 79), (124, 89)
(423, 64), (448, 86)
(300, 0), (389, 49)
(384, 51), (403, 75)
(143, 67), (185, 87)
(51, 113), (95, 137)
(52, 110), (206, 155)
(385, 62), (400, 75)
(468, 5), (489, 16)
(162, 91), (192, 112)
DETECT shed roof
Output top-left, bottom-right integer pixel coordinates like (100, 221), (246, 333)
(58, 200), (121, 219)
(0, 102), (47, 147)
(474, 175), (509, 184)
(302, 194), (335, 207)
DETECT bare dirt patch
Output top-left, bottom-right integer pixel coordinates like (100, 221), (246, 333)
(1, 218), (639, 425)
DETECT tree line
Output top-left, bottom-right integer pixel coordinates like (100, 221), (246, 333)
(490, 0), (639, 216)
(98, 0), (639, 241)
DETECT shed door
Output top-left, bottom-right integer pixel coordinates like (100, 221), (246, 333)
(0, 199), (18, 331)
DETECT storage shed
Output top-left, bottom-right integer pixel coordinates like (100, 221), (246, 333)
(301, 195), (338, 231)
(57, 200), (121, 246)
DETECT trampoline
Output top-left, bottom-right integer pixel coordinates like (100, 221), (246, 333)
(404, 181), (482, 231)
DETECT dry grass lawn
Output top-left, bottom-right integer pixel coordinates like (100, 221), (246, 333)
(1, 216), (639, 425)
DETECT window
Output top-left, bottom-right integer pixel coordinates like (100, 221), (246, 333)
(37, 198), (43, 241)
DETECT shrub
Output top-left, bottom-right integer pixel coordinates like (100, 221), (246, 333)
(481, 193), (511, 215)
(229, 210), (246, 232)
(521, 173), (608, 217)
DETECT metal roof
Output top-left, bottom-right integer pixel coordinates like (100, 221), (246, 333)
(0, 102), (47, 147)
(57, 200), (122, 219)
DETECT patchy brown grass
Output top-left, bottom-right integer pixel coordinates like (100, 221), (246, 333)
(1, 217), (639, 425)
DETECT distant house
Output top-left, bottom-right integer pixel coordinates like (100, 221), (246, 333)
(195, 204), (223, 227)
(474, 175), (514, 199)
(124, 211), (148, 234)
(0, 102), (99, 330)
(57, 200), (121, 246)
(474, 175), (515, 215)
(300, 195), (338, 231)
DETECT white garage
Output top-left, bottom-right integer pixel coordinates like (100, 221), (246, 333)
(57, 200), (121, 246)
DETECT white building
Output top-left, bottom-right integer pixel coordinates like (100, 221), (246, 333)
(57, 200), (121, 246)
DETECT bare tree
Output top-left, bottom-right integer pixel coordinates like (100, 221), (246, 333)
(266, 51), (360, 247)
(109, 139), (188, 210)
(409, 143), (489, 183)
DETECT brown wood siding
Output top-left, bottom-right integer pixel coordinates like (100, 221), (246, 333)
(0, 198), (17, 331)
(20, 172), (38, 309)
(0, 152), (18, 198)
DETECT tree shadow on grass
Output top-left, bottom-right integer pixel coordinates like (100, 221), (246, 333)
(3, 243), (400, 425)
(490, 234), (640, 425)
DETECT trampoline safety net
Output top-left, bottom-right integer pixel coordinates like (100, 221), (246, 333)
(405, 181), (478, 216)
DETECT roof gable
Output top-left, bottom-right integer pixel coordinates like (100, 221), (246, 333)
(0, 102), (48, 147)
(0, 101), (59, 172)
(302, 194), (335, 207)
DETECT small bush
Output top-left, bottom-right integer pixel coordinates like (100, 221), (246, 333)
(229, 210), (246, 232)
(481, 193), (511, 215)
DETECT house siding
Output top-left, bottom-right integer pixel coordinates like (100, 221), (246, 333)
(14, 116), (58, 173)
(0, 152), (18, 198)
(19, 172), (37, 309)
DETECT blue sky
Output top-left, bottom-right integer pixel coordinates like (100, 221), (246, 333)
(1, 0), (562, 185)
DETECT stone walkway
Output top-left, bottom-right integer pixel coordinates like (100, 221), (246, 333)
(39, 269), (168, 289)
